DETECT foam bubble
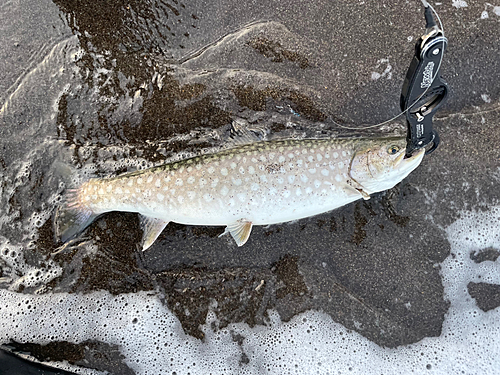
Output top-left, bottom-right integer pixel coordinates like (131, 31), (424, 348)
(0, 207), (499, 374)
(0, 239), (63, 291)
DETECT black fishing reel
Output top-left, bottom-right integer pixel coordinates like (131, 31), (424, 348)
(401, 5), (449, 156)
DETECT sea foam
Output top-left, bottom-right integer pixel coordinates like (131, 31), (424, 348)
(0, 206), (499, 374)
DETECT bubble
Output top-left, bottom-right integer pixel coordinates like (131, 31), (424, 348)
(1, 207), (500, 374)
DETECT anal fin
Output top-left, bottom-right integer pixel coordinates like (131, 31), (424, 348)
(219, 220), (253, 247)
(139, 215), (169, 251)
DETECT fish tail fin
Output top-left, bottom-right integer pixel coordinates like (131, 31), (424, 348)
(54, 187), (98, 242)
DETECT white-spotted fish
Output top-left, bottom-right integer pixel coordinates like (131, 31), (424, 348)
(55, 136), (424, 250)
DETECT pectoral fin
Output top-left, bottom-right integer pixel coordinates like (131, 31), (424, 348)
(357, 189), (371, 200)
(139, 215), (169, 251)
(219, 220), (253, 247)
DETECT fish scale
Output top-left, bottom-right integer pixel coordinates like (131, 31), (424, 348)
(88, 139), (357, 224)
(55, 136), (425, 249)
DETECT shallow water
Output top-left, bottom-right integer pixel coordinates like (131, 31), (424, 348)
(0, 0), (499, 374)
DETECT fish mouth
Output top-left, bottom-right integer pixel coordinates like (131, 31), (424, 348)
(396, 148), (425, 175)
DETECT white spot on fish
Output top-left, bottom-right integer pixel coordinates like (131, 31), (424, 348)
(187, 191), (196, 200)
(297, 160), (304, 167)
(221, 168), (228, 176)
(178, 196), (184, 204)
(164, 176), (171, 183)
(239, 166), (245, 174)
(232, 178), (242, 186)
(308, 168), (317, 174)
(251, 157), (258, 163)
(237, 193), (246, 202)
(342, 151), (346, 157)
(115, 187), (123, 194)
(211, 178), (219, 188)
(200, 178), (207, 187)
(175, 178), (183, 186)
(300, 174), (308, 183)
(106, 185), (113, 193)
(338, 162), (345, 169)
(308, 156), (314, 162)
(248, 166), (255, 174)
(260, 175), (268, 183)
(187, 166), (193, 173)
(230, 162), (237, 169)
(305, 187), (313, 194)
(203, 193), (213, 202)
(335, 174), (342, 182)
(277, 177), (284, 184)
(157, 193), (165, 201)
(317, 154), (323, 161)
(251, 183), (260, 191)
(259, 155), (267, 162)
(321, 169), (329, 176)
(278, 155), (285, 163)
(208, 166), (215, 174)
(196, 164), (202, 170)
(282, 190), (291, 198)
(147, 175), (153, 183)
(187, 176), (195, 184)
(155, 179), (162, 188)
(98, 188), (104, 195)
(288, 175), (295, 184)
(228, 198), (236, 207)
(137, 178), (143, 185)
(269, 187), (277, 195)
(288, 153), (295, 158)
(269, 153), (276, 160)
(333, 152), (339, 159)
(220, 185), (229, 196)
(314, 180), (321, 188)
(296, 188), (302, 196)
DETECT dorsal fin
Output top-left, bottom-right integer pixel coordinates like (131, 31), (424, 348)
(224, 119), (263, 148)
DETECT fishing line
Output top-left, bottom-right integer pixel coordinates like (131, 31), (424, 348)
(332, 0), (446, 131)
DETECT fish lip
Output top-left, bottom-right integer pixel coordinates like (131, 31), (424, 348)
(398, 148), (425, 172)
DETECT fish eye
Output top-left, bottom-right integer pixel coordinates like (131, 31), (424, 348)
(387, 145), (400, 155)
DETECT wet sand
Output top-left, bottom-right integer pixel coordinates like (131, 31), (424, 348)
(0, 0), (499, 373)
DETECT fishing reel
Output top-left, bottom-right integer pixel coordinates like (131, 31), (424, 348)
(401, 4), (449, 156)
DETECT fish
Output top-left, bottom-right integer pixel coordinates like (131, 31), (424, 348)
(55, 136), (425, 250)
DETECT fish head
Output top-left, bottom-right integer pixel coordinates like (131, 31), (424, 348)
(349, 137), (425, 194)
